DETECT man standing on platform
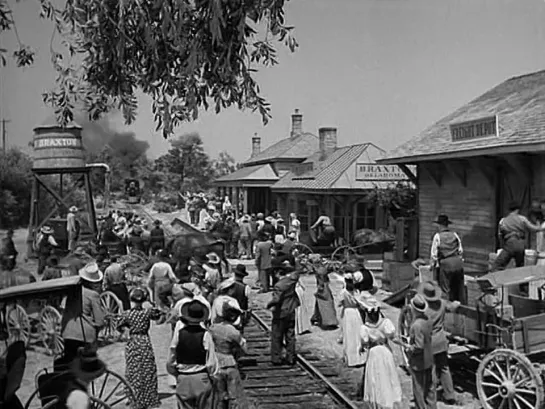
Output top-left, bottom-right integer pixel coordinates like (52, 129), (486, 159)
(493, 201), (545, 271)
(67, 206), (79, 252)
(255, 232), (273, 293)
(430, 214), (464, 302)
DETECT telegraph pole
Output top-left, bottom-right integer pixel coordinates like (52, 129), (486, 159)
(1, 119), (10, 153)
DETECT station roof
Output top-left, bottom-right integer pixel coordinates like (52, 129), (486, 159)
(272, 143), (396, 191)
(214, 163), (279, 185)
(379, 69), (545, 164)
(244, 132), (319, 165)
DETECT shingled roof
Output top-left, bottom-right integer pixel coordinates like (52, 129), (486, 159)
(245, 132), (319, 165)
(273, 143), (394, 191)
(214, 164), (278, 184)
(380, 69), (545, 164)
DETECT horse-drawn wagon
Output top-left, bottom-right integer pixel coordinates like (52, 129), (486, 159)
(0, 276), (135, 409)
(398, 264), (545, 409)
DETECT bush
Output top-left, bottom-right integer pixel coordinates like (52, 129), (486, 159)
(0, 148), (33, 228)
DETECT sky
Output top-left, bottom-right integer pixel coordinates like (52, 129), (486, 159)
(2, 0), (545, 162)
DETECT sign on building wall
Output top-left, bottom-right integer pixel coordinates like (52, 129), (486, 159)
(355, 163), (415, 181)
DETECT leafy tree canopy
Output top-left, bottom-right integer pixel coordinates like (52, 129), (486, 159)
(1, 0), (297, 137)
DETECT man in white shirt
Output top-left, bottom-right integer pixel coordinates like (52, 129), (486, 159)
(67, 206), (79, 252)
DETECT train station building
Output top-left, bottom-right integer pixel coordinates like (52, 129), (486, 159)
(215, 109), (415, 240)
(378, 69), (545, 271)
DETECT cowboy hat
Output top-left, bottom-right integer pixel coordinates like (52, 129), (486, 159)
(129, 287), (148, 303)
(41, 226), (54, 235)
(433, 214), (452, 226)
(218, 277), (236, 292)
(70, 347), (107, 383)
(181, 299), (210, 324)
(418, 281), (442, 302)
(69, 206), (78, 212)
(78, 262), (103, 283)
(265, 216), (274, 223)
(234, 264), (248, 277)
(206, 252), (221, 264)
(410, 294), (428, 313)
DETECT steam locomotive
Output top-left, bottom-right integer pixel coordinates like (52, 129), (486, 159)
(125, 179), (141, 204)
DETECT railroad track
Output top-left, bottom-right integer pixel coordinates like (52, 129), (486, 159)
(244, 309), (364, 409)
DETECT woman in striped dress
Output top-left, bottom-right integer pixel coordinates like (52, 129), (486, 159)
(117, 288), (162, 409)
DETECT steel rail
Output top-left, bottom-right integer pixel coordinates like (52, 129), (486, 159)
(249, 310), (360, 409)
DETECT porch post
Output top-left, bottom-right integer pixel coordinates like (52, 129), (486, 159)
(243, 188), (249, 214)
(234, 187), (240, 218)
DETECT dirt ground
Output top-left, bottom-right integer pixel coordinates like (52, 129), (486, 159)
(4, 227), (481, 408)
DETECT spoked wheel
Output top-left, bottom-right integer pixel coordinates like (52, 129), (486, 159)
(330, 245), (357, 263)
(292, 243), (314, 256)
(39, 305), (64, 356)
(6, 304), (31, 346)
(99, 292), (123, 342)
(89, 369), (136, 408)
(477, 349), (544, 409)
(397, 305), (413, 368)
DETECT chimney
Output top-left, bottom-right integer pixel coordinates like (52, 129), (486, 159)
(291, 109), (303, 137)
(251, 133), (261, 157)
(318, 127), (338, 160)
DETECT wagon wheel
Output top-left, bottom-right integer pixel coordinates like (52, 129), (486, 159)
(477, 348), (544, 409)
(331, 245), (356, 263)
(89, 369), (136, 408)
(39, 306), (64, 356)
(99, 292), (123, 341)
(6, 304), (31, 346)
(292, 243), (314, 256)
(397, 305), (413, 368)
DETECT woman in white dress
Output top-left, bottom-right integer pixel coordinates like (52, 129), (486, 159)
(338, 274), (365, 367)
(359, 297), (402, 409)
(295, 276), (312, 335)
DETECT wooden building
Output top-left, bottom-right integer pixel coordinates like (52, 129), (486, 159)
(272, 127), (415, 241)
(378, 70), (545, 271)
(214, 109), (319, 216)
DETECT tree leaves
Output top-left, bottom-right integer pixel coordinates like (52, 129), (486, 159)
(1, 0), (297, 137)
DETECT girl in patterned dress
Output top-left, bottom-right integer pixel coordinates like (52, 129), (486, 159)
(117, 288), (162, 409)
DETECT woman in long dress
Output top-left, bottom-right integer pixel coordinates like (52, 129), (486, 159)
(338, 274), (365, 367)
(306, 255), (338, 329)
(295, 276), (312, 335)
(359, 297), (402, 409)
(117, 288), (162, 409)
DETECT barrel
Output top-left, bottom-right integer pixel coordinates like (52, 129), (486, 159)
(524, 249), (538, 266)
(32, 117), (85, 170)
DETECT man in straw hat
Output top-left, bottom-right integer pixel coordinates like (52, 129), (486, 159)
(430, 214), (465, 302)
(167, 299), (219, 408)
(67, 206), (79, 252)
(418, 281), (460, 405)
(266, 262), (300, 366)
(61, 262), (105, 364)
(35, 225), (59, 276)
(210, 278), (242, 325)
(406, 294), (435, 409)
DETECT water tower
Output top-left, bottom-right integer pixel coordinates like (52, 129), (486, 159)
(26, 117), (98, 256)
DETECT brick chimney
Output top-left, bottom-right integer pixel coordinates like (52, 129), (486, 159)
(291, 109), (303, 137)
(318, 127), (338, 160)
(251, 133), (261, 157)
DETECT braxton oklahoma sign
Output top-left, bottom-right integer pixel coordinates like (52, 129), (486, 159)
(355, 163), (415, 181)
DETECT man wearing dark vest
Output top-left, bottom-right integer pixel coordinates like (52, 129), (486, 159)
(167, 299), (218, 408)
(492, 201), (545, 271)
(232, 265), (250, 329)
(430, 214), (464, 302)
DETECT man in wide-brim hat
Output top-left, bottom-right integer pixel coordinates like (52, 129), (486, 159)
(167, 299), (218, 407)
(211, 278), (242, 324)
(63, 346), (107, 408)
(430, 213), (465, 303)
(417, 280), (460, 405)
(36, 225), (59, 276)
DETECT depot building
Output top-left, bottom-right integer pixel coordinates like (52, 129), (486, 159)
(215, 109), (415, 240)
(378, 69), (545, 271)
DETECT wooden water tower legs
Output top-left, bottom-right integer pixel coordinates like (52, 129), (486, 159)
(26, 177), (39, 258)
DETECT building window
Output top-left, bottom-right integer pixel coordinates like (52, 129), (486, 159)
(450, 116), (497, 142)
(356, 202), (376, 230)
